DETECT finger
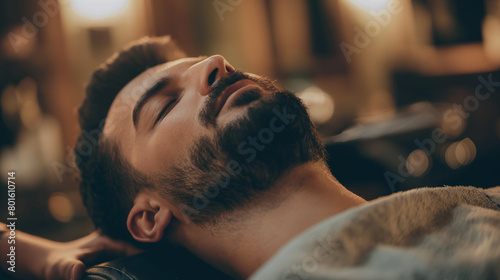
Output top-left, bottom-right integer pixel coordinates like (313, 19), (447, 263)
(77, 247), (126, 266)
(106, 239), (143, 256)
(48, 259), (84, 280)
(70, 232), (100, 246)
(63, 260), (83, 280)
(124, 245), (144, 256)
(70, 261), (86, 280)
(83, 238), (141, 258)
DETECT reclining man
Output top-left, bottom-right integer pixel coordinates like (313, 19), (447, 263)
(2, 36), (500, 279)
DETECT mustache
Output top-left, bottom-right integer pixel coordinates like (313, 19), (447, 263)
(199, 71), (278, 128)
(209, 71), (249, 99)
(198, 71), (248, 128)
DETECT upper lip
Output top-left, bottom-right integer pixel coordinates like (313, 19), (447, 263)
(213, 79), (255, 117)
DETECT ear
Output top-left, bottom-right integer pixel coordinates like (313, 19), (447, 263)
(127, 191), (172, 243)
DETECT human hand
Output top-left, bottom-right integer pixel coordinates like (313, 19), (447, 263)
(42, 232), (142, 280)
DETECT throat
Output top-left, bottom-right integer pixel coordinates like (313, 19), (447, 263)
(175, 161), (366, 279)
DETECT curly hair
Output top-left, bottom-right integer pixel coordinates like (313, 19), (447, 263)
(75, 36), (186, 243)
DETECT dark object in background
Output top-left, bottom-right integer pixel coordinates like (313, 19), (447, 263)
(84, 248), (233, 280)
(415, 0), (486, 46)
(325, 102), (447, 199)
(325, 69), (500, 200)
(0, 249), (233, 280)
(392, 70), (500, 188)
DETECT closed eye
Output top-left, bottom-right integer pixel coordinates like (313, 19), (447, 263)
(154, 98), (178, 126)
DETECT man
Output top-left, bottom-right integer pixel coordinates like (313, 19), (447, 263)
(1, 36), (499, 280)
(75, 36), (500, 279)
(76, 35), (366, 279)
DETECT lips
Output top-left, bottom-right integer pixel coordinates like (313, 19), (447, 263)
(213, 79), (256, 117)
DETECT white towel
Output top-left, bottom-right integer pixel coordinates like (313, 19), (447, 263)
(250, 186), (500, 280)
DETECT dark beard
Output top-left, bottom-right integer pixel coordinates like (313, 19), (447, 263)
(198, 71), (277, 128)
(160, 76), (326, 225)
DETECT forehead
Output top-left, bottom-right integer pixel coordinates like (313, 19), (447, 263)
(102, 57), (198, 141)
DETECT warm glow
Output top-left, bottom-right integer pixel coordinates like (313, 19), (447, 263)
(445, 142), (461, 169)
(348, 0), (391, 11)
(70, 0), (130, 19)
(297, 86), (335, 124)
(445, 138), (476, 169)
(458, 138), (476, 166)
(406, 149), (431, 177)
(48, 192), (74, 223)
(483, 15), (500, 64)
(441, 109), (466, 138)
(1, 85), (17, 119)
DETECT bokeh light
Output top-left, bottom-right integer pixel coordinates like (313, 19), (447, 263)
(406, 149), (431, 177)
(445, 138), (476, 169)
(348, 0), (391, 11)
(70, 0), (130, 20)
(297, 86), (335, 124)
(441, 109), (466, 138)
(48, 192), (75, 223)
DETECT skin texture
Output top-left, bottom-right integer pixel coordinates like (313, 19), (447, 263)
(102, 55), (366, 278)
(103, 55), (240, 174)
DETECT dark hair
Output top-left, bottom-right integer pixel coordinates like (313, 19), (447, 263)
(76, 36), (186, 243)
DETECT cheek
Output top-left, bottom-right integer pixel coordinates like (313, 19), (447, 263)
(160, 114), (197, 153)
(138, 107), (205, 172)
(132, 93), (211, 173)
(132, 128), (193, 174)
(161, 100), (203, 145)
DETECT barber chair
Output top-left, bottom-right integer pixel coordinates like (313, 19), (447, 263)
(83, 248), (233, 280)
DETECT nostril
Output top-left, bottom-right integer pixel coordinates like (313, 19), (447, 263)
(208, 68), (218, 86)
(226, 66), (232, 72)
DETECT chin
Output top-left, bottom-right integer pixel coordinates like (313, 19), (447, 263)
(216, 108), (249, 127)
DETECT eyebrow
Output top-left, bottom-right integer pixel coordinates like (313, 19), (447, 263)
(132, 77), (171, 129)
(131, 57), (208, 129)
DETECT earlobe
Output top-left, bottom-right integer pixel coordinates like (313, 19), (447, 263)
(127, 193), (172, 243)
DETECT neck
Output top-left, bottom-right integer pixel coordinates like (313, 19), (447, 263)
(173, 161), (366, 279)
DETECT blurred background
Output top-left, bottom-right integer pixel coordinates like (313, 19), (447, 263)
(0, 0), (499, 241)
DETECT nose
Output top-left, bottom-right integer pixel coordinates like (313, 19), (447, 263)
(198, 55), (235, 96)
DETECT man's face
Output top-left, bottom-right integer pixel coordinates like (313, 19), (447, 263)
(103, 55), (324, 223)
(103, 55), (242, 173)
